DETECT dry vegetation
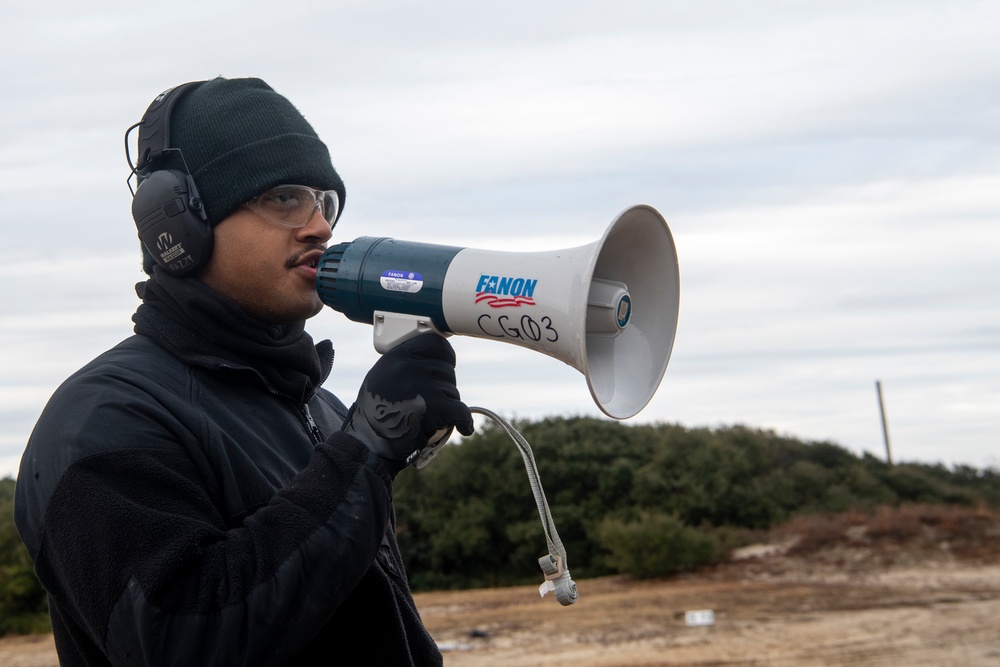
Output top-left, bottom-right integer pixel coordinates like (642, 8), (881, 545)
(3, 505), (999, 666)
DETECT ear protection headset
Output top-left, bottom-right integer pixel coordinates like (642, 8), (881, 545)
(125, 81), (212, 277)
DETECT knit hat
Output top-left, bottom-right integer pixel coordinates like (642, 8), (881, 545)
(138, 77), (345, 274)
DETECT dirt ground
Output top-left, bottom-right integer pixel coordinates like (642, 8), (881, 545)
(420, 560), (1000, 666)
(3, 533), (999, 666)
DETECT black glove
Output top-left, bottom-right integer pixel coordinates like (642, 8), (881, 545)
(343, 334), (474, 472)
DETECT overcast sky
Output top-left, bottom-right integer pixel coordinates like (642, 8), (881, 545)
(1, 1), (998, 478)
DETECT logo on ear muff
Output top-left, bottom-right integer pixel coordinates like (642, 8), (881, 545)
(156, 232), (174, 252)
(154, 231), (189, 267)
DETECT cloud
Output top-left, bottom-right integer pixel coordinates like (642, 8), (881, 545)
(1, 1), (998, 477)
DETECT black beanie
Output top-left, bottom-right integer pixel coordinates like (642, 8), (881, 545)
(138, 77), (345, 276)
(145, 76), (345, 227)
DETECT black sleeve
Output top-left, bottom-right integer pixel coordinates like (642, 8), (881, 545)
(33, 430), (393, 666)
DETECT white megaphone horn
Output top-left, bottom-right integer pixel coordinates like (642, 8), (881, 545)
(316, 204), (679, 420)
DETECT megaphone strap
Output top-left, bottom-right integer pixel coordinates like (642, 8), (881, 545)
(470, 407), (579, 606)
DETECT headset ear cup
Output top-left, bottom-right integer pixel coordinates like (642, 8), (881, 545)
(132, 170), (213, 277)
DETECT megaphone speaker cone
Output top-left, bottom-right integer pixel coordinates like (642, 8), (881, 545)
(584, 205), (679, 418)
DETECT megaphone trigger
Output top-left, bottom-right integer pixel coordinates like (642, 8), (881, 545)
(371, 311), (447, 354)
(407, 425), (454, 469)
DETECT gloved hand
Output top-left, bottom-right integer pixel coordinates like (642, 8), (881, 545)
(343, 333), (474, 472)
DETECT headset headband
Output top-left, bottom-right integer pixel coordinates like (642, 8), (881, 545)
(134, 81), (205, 175)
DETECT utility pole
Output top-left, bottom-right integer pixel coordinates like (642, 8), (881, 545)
(875, 380), (893, 465)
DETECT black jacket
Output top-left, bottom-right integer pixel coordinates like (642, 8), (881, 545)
(14, 277), (442, 666)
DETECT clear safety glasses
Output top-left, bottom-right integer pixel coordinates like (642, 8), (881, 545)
(246, 185), (340, 230)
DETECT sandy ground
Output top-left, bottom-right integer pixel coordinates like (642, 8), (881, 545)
(421, 561), (1000, 666)
(3, 552), (998, 666)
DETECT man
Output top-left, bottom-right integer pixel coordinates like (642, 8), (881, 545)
(14, 77), (473, 666)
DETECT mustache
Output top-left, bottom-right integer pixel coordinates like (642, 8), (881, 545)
(284, 243), (327, 270)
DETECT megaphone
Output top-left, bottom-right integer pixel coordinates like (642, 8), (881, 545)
(316, 204), (679, 419)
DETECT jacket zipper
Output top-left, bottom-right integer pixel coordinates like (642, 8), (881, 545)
(216, 363), (326, 445)
(300, 402), (324, 444)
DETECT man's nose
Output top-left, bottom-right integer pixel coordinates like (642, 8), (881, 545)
(298, 206), (333, 243)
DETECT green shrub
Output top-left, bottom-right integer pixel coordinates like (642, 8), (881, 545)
(0, 565), (49, 635)
(0, 477), (49, 636)
(392, 418), (998, 590)
(594, 511), (718, 578)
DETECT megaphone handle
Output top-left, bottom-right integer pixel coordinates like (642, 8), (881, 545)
(373, 311), (453, 468)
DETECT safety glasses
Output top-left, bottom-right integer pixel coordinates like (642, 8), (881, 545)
(246, 185), (340, 230)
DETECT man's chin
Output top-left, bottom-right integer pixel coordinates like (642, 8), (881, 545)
(251, 298), (325, 326)
(304, 300), (325, 320)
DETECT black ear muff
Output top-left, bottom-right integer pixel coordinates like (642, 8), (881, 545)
(126, 81), (213, 277)
(132, 170), (213, 277)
